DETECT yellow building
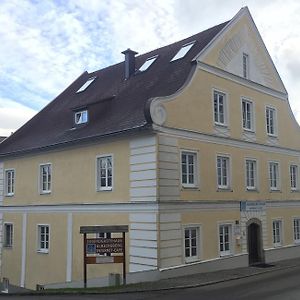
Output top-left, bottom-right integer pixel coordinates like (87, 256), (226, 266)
(1, 7), (300, 290)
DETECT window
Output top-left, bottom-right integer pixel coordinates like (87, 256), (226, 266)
(246, 159), (257, 190)
(97, 155), (113, 191)
(266, 107), (277, 136)
(269, 162), (280, 190)
(5, 169), (15, 196)
(40, 164), (51, 194)
(242, 99), (254, 131)
(96, 232), (112, 256)
(139, 55), (158, 72)
(4, 223), (13, 248)
(290, 165), (298, 190)
(184, 227), (199, 261)
(38, 225), (50, 253)
(76, 76), (96, 93)
(293, 219), (300, 243)
(171, 42), (195, 61)
(243, 53), (249, 79)
(75, 110), (88, 125)
(214, 91), (227, 126)
(217, 156), (230, 189)
(219, 224), (232, 256)
(272, 220), (282, 247)
(181, 152), (197, 187)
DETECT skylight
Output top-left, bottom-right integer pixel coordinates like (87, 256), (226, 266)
(76, 76), (96, 93)
(138, 55), (158, 72)
(75, 110), (88, 125)
(171, 42), (195, 62)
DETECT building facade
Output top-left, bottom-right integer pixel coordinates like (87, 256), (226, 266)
(1, 7), (300, 290)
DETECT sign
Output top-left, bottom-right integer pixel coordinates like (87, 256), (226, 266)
(86, 238), (123, 254)
(240, 201), (266, 212)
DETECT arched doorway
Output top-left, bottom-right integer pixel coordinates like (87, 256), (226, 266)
(247, 219), (264, 265)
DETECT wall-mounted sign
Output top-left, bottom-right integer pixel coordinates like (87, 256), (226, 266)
(86, 238), (123, 254)
(240, 201), (266, 212)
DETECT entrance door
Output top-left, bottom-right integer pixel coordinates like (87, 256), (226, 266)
(247, 222), (262, 265)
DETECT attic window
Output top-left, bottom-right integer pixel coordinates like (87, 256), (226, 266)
(138, 55), (158, 72)
(75, 110), (88, 125)
(76, 76), (96, 93)
(171, 42), (195, 61)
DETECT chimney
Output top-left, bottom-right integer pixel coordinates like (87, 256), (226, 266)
(121, 48), (138, 79)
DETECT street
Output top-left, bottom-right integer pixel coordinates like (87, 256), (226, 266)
(2, 265), (300, 300)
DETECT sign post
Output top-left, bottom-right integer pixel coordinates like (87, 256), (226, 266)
(80, 225), (128, 288)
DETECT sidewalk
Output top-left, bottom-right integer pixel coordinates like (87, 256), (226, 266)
(4, 257), (300, 295)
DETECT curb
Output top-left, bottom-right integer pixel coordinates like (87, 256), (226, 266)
(3, 262), (300, 296)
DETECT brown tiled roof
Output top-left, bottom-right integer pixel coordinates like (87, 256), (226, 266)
(0, 20), (229, 157)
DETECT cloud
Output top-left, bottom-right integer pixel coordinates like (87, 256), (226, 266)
(0, 97), (37, 136)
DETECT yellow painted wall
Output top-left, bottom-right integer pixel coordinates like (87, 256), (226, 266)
(177, 138), (300, 201)
(164, 69), (300, 150)
(182, 210), (241, 260)
(2, 138), (130, 205)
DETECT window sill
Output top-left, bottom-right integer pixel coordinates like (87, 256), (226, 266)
(3, 246), (13, 249)
(5, 194), (14, 197)
(185, 257), (200, 263)
(273, 244), (282, 248)
(182, 185), (199, 191)
(37, 249), (49, 254)
(291, 189), (300, 193)
(269, 189), (281, 193)
(217, 188), (233, 192)
(219, 252), (233, 257)
(40, 191), (51, 195)
(97, 188), (113, 192)
(246, 188), (259, 192)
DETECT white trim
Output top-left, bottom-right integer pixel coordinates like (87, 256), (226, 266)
(272, 218), (283, 247)
(39, 163), (52, 195)
(241, 97), (255, 133)
(96, 154), (113, 192)
(216, 154), (231, 190)
(218, 221), (234, 257)
(66, 213), (73, 282)
(212, 88), (229, 128)
(197, 62), (287, 101)
(268, 160), (281, 191)
(265, 105), (278, 137)
(37, 224), (50, 254)
(293, 217), (300, 244)
(180, 150), (198, 188)
(290, 164), (299, 191)
(3, 222), (13, 248)
(244, 158), (258, 191)
(152, 126), (300, 157)
(4, 168), (15, 197)
(182, 224), (202, 263)
(20, 213), (27, 287)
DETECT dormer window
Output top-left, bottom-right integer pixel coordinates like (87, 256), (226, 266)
(138, 55), (158, 72)
(171, 42), (195, 61)
(75, 110), (88, 125)
(76, 77), (96, 93)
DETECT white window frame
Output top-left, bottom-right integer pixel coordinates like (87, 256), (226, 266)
(39, 163), (52, 194)
(139, 55), (158, 72)
(266, 106), (277, 137)
(5, 169), (15, 196)
(218, 223), (233, 256)
(3, 223), (13, 248)
(290, 164), (299, 191)
(243, 53), (249, 79)
(216, 155), (231, 189)
(37, 224), (50, 253)
(269, 161), (280, 191)
(241, 98), (254, 132)
(76, 76), (96, 93)
(213, 89), (228, 127)
(96, 154), (113, 191)
(171, 41), (195, 62)
(272, 219), (283, 247)
(183, 225), (201, 263)
(245, 159), (257, 190)
(181, 151), (198, 188)
(293, 218), (300, 244)
(74, 110), (88, 125)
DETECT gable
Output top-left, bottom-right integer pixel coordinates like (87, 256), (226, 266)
(196, 7), (287, 94)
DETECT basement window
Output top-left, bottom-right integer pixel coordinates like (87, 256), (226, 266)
(138, 55), (158, 72)
(76, 76), (96, 93)
(75, 110), (88, 125)
(171, 42), (195, 61)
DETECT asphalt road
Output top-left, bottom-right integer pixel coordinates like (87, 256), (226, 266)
(2, 265), (300, 300)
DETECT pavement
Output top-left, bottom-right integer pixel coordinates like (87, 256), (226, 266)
(3, 257), (300, 295)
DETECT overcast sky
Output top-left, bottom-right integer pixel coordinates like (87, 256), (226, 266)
(1, 0), (300, 136)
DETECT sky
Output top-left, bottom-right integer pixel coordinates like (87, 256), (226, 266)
(1, 0), (300, 137)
